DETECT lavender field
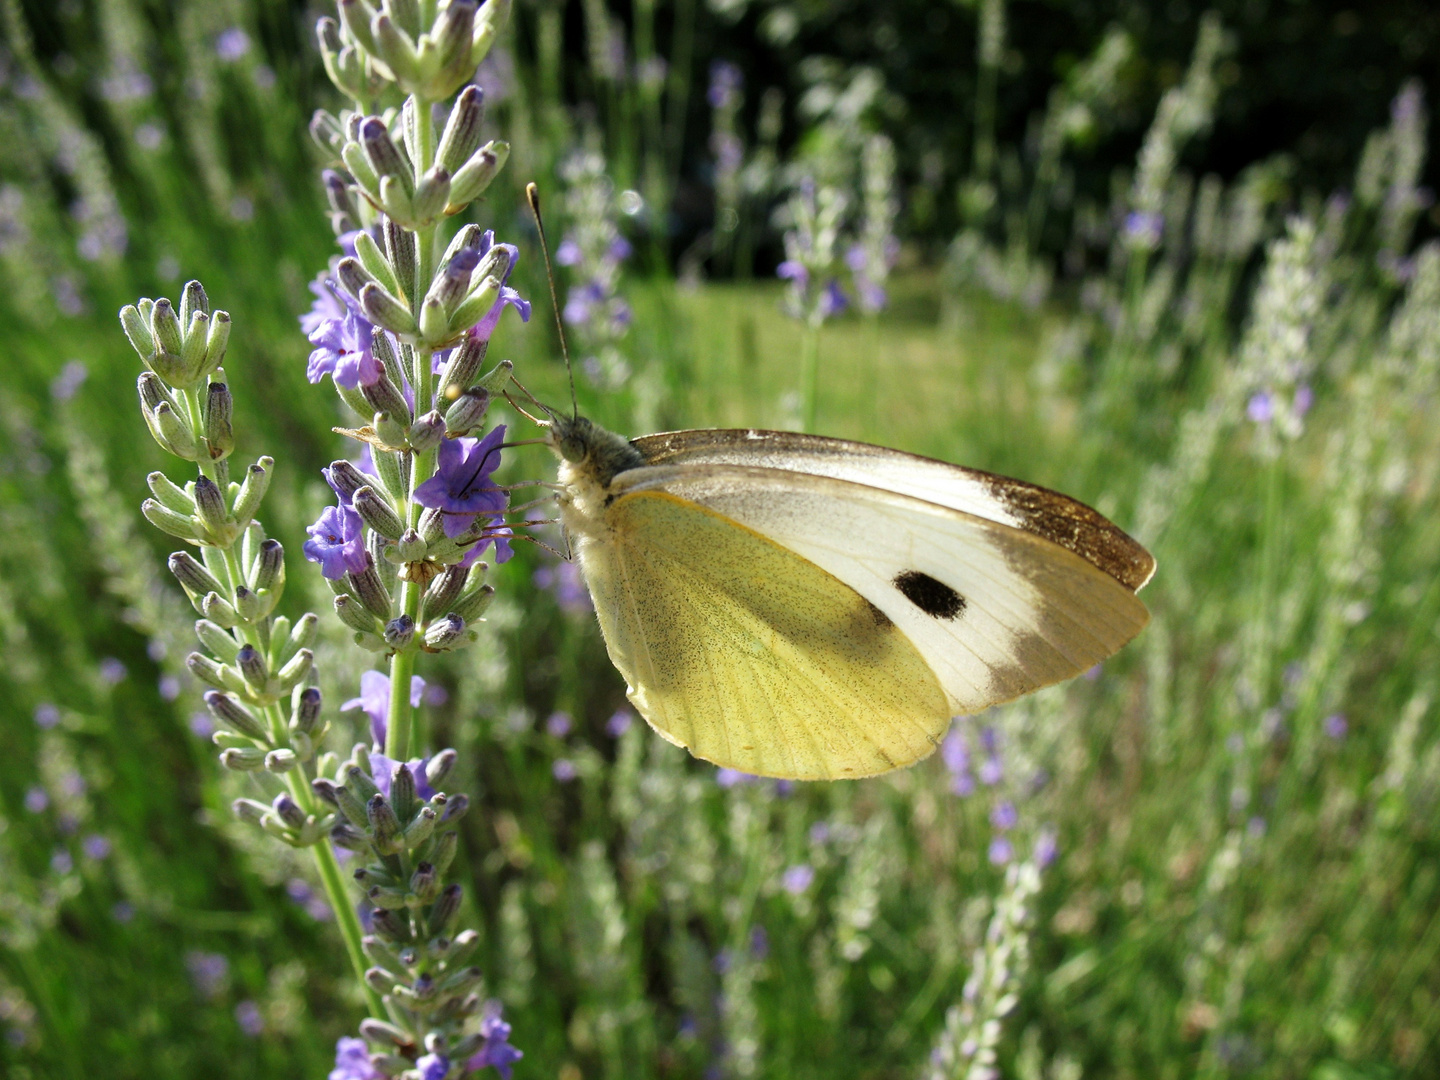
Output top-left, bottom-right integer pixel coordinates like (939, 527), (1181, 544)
(1, 2), (1439, 1078)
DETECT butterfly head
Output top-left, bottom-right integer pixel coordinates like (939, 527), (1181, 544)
(547, 413), (645, 489)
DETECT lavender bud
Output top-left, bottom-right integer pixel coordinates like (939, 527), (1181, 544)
(149, 298), (185, 365)
(477, 357), (514, 392)
(409, 861), (440, 904)
(335, 1), (378, 55)
(430, 829), (459, 877)
(170, 552), (224, 596)
(325, 460), (370, 503)
(311, 778), (341, 807)
(287, 612), (319, 656)
(322, 168), (358, 229)
(180, 312), (211, 383)
(191, 476), (229, 536)
(264, 748), (298, 773)
(146, 471), (193, 514)
(383, 614), (415, 650)
(384, 219), (418, 304)
(429, 884), (463, 933)
(390, 764), (418, 820)
(428, 249), (480, 313)
(152, 402), (200, 460)
(353, 486), (406, 540)
(365, 967), (396, 994)
(200, 591), (240, 628)
(358, 1017), (413, 1050)
(335, 593), (381, 633)
(425, 749), (458, 789)
(236, 644), (268, 692)
(450, 583), (494, 622)
(233, 586), (267, 623)
(443, 388), (489, 435)
(368, 794), (403, 852)
(204, 312), (230, 373)
(232, 798), (269, 824)
(348, 557), (394, 619)
(441, 793), (469, 822)
(292, 686), (322, 735)
(342, 759), (381, 802)
(412, 165), (452, 225)
(418, 294), (449, 344)
(329, 822), (368, 852)
(142, 498), (201, 541)
(272, 794), (307, 829)
(424, 613), (467, 650)
(360, 116), (414, 193)
(195, 619), (241, 662)
(446, 142), (508, 213)
(418, 507), (447, 546)
(186, 651), (232, 691)
(369, 908), (409, 941)
(444, 276), (500, 339)
(336, 256), (378, 302)
(438, 965), (483, 998)
(422, 566), (469, 622)
(362, 934), (404, 973)
(220, 747), (267, 771)
(395, 529), (428, 563)
(403, 805), (437, 848)
(204, 690), (267, 741)
(361, 368), (413, 428)
(432, 0), (478, 88)
(232, 460), (273, 528)
(276, 649), (314, 692)
(334, 784), (371, 829)
(437, 86), (485, 174)
(410, 411), (447, 456)
(249, 538), (285, 592)
(180, 279), (210, 322)
(354, 229), (402, 298)
(121, 304), (157, 362)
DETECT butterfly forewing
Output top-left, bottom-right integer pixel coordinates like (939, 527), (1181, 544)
(579, 489), (952, 780)
(632, 428), (1156, 591)
(609, 463), (1151, 717)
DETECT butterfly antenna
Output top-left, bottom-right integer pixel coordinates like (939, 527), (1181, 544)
(526, 182), (578, 420)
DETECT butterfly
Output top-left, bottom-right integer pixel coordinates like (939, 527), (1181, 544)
(543, 412), (1154, 781)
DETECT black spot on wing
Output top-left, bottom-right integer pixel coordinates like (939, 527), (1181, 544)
(893, 570), (966, 620)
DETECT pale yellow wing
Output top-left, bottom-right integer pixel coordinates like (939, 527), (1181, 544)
(575, 489), (951, 780)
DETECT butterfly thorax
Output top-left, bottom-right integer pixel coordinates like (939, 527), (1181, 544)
(548, 414), (645, 541)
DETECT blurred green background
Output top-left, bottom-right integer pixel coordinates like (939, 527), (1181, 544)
(2, 1), (1440, 1078)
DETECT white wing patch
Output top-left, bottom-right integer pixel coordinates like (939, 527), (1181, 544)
(610, 463), (1150, 715)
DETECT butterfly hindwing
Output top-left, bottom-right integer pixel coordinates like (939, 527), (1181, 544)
(577, 488), (951, 780)
(608, 462), (1151, 716)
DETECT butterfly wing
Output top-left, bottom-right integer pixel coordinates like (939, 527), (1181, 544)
(578, 488), (951, 780)
(607, 461), (1150, 718)
(632, 428), (1155, 590)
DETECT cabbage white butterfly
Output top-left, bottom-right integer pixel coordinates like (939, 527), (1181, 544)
(526, 186), (1153, 781)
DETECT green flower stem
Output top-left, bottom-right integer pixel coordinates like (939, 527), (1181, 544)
(304, 790), (387, 1017)
(385, 643), (417, 761)
(800, 322), (821, 432)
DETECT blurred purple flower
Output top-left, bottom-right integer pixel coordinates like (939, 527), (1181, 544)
(83, 834), (111, 860)
(235, 1000), (264, 1037)
(1124, 211), (1163, 247)
(534, 560), (592, 613)
(330, 1037), (382, 1080)
(552, 758), (578, 782)
(112, 901), (136, 923)
(606, 710), (633, 737)
(34, 703), (60, 729)
(23, 786), (47, 814)
(50, 359), (88, 401)
(545, 711), (572, 737)
(1294, 385), (1314, 418)
(716, 768), (757, 788)
(707, 61), (743, 109)
(158, 675), (181, 701)
(990, 801), (1018, 831)
(343, 670), (426, 749)
(467, 1001), (522, 1078)
(185, 951), (230, 1000)
(416, 1053), (449, 1080)
(781, 864), (815, 895)
(215, 28), (250, 62)
(190, 712), (216, 739)
(987, 837), (1014, 865)
(99, 658), (127, 685)
(555, 238), (581, 267)
(51, 849), (73, 874)
(1323, 713), (1348, 740)
(368, 754), (437, 802)
(1247, 391), (1274, 424)
(1034, 826), (1059, 869)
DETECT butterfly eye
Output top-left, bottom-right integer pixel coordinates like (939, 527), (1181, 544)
(559, 435), (587, 463)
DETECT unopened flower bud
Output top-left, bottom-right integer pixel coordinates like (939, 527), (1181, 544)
(348, 557), (393, 619)
(234, 586), (268, 623)
(395, 528), (428, 563)
(142, 498), (201, 541)
(424, 613), (467, 650)
(277, 648), (314, 692)
(232, 797), (269, 824)
(201, 591), (240, 628)
(445, 275), (500, 339)
(437, 85), (485, 175)
(180, 280), (210, 323)
(220, 746), (267, 771)
(403, 804), (437, 848)
(430, 830), (459, 878)
(451, 583), (495, 622)
(334, 784), (371, 829)
(180, 311), (210, 383)
(412, 165), (452, 226)
(186, 651), (232, 691)
(371, 16), (422, 92)
(446, 141), (508, 214)
(191, 475), (229, 536)
(425, 749), (458, 790)
(383, 614), (415, 650)
(170, 551), (225, 596)
(204, 312), (231, 374)
(409, 861), (440, 904)
(273, 793), (307, 829)
(149, 298), (185, 366)
(233, 458), (273, 527)
(384, 219), (418, 303)
(265, 748), (299, 773)
(352, 485), (405, 541)
(429, 883), (463, 933)
(311, 778), (341, 807)
(121, 303), (156, 362)
(292, 686), (322, 735)
(194, 619), (240, 662)
(204, 690), (268, 740)
(367, 794), (403, 852)
(335, 593), (381, 633)
(443, 388), (489, 435)
(249, 538), (285, 593)
(354, 229), (402, 298)
(236, 644), (268, 692)
(324, 460), (370, 503)
(421, 565), (469, 622)
(406, 412), (443, 455)
(152, 401), (200, 460)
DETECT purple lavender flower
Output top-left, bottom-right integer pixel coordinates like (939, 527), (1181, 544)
(235, 1000), (264, 1037)
(1247, 391), (1274, 424)
(413, 427), (509, 539)
(158, 675), (181, 701)
(467, 1001), (522, 1079)
(707, 61), (743, 109)
(185, 951), (230, 1000)
(808, 821), (831, 845)
(307, 308), (382, 389)
(112, 901), (136, 923)
(555, 238), (582, 267)
(989, 801), (1018, 831)
(1294, 384), (1314, 418)
(342, 670), (427, 748)
(1247, 816), (1267, 838)
(302, 504), (367, 580)
(51, 849), (74, 874)
(23, 786), (47, 814)
(781, 864), (815, 895)
(552, 758), (578, 782)
(416, 1053), (449, 1080)
(1034, 826), (1059, 869)
(716, 768), (757, 788)
(545, 711), (572, 737)
(606, 709), (633, 737)
(301, 271), (349, 338)
(215, 28), (250, 62)
(987, 836), (1014, 865)
(533, 560), (592, 613)
(818, 280), (849, 318)
(466, 232), (531, 342)
(99, 658), (127, 685)
(776, 260), (809, 289)
(368, 754), (437, 802)
(1323, 713), (1348, 740)
(190, 712), (216, 739)
(1124, 211), (1163, 248)
(34, 703), (60, 729)
(330, 1037), (382, 1080)
(750, 925), (769, 959)
(50, 359), (88, 401)
(83, 834), (112, 860)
